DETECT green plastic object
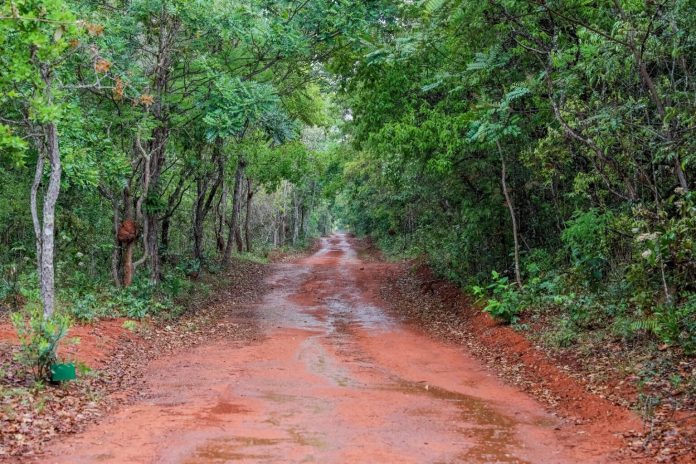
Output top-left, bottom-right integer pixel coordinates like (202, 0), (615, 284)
(50, 363), (76, 382)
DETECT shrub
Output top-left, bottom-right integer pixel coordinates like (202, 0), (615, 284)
(544, 318), (577, 348)
(472, 270), (523, 324)
(66, 293), (99, 322)
(11, 308), (71, 380)
(631, 297), (696, 354)
(561, 209), (611, 285)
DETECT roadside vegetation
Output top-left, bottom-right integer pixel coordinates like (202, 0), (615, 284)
(333, 1), (695, 370)
(0, 0), (367, 383)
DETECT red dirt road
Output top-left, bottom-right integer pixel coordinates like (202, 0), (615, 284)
(44, 234), (637, 463)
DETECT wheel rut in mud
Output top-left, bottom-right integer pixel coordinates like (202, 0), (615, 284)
(44, 234), (638, 463)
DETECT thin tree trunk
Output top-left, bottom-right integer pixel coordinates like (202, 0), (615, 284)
(216, 182), (227, 254)
(111, 200), (122, 287)
(291, 190), (299, 245)
(132, 134), (151, 279)
(121, 187), (135, 287)
(498, 142), (522, 288)
(280, 213), (286, 246)
(215, 145), (227, 255)
(224, 156), (245, 262)
(30, 151), (45, 287)
(39, 122), (61, 318)
(245, 177), (253, 252)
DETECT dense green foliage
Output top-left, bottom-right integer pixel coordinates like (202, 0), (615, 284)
(331, 1), (695, 351)
(1, 0), (695, 368)
(0, 0), (386, 352)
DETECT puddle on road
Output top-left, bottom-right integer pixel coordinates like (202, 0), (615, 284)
(183, 436), (279, 463)
(183, 431), (324, 464)
(378, 380), (530, 464)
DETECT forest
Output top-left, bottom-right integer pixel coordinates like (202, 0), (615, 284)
(1, 0), (695, 461)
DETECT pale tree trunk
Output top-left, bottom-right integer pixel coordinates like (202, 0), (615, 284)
(280, 213), (286, 246)
(498, 142), (522, 288)
(30, 122), (62, 319)
(29, 64), (63, 319)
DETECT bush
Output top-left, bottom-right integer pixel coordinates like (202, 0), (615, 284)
(472, 271), (523, 324)
(631, 297), (696, 354)
(544, 317), (577, 348)
(65, 293), (99, 322)
(561, 209), (611, 285)
(11, 308), (71, 380)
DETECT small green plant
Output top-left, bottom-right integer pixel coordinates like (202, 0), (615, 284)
(630, 298), (696, 354)
(67, 293), (98, 322)
(544, 317), (577, 348)
(11, 308), (71, 380)
(122, 319), (138, 331)
(472, 271), (523, 324)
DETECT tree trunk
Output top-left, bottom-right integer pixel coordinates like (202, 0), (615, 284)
(291, 191), (299, 245)
(30, 150), (45, 291)
(216, 182), (227, 254)
(215, 145), (227, 255)
(39, 122), (61, 318)
(123, 242), (134, 287)
(160, 217), (171, 262)
(280, 214), (286, 246)
(144, 124), (168, 283)
(117, 187), (135, 287)
(498, 142), (522, 288)
(245, 177), (253, 252)
(224, 156), (246, 262)
(111, 199), (122, 287)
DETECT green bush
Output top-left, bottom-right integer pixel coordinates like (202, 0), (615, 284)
(11, 308), (71, 380)
(561, 209), (611, 285)
(543, 318), (577, 348)
(472, 271), (523, 324)
(631, 297), (696, 354)
(65, 293), (99, 322)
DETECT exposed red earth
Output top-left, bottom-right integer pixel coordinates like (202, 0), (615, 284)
(25, 234), (645, 463)
(0, 318), (134, 370)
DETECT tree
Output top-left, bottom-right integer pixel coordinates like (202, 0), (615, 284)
(0, 1), (83, 318)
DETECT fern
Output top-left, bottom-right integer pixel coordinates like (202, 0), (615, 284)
(422, 0), (448, 14)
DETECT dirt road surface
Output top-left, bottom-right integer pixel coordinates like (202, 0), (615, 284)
(44, 234), (637, 463)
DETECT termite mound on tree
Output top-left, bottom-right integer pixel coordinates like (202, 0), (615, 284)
(117, 219), (138, 243)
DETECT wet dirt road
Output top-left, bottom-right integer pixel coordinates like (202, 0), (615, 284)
(46, 234), (632, 463)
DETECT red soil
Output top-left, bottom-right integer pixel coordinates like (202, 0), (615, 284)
(0, 318), (136, 369)
(33, 234), (641, 463)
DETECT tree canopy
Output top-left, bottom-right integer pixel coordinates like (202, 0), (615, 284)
(0, 0), (694, 351)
